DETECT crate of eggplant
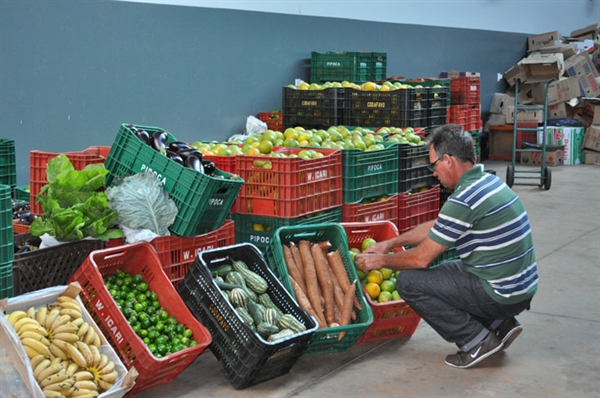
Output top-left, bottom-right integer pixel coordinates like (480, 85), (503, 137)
(103, 124), (244, 236)
(177, 243), (318, 390)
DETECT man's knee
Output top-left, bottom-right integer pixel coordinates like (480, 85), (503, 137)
(395, 269), (418, 297)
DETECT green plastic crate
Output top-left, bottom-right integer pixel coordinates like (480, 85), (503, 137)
(0, 263), (13, 299)
(12, 185), (29, 202)
(232, 207), (342, 252)
(264, 223), (374, 356)
(311, 52), (387, 84)
(342, 142), (399, 203)
(104, 124), (244, 236)
(429, 247), (459, 268)
(0, 139), (16, 188)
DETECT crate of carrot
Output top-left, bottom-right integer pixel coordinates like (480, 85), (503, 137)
(264, 223), (374, 356)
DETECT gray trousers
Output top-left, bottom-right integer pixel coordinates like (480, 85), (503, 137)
(396, 260), (532, 351)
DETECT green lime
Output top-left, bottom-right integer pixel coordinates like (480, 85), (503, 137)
(147, 343), (157, 353)
(175, 324), (185, 334)
(123, 276), (133, 287)
(183, 328), (193, 338)
(151, 301), (160, 310)
(147, 330), (159, 341)
(133, 274), (144, 284)
(158, 309), (169, 321)
(180, 336), (190, 346)
(149, 292), (158, 302)
(167, 316), (178, 326)
(143, 336), (151, 345)
(136, 282), (149, 293)
(155, 322), (165, 333)
(136, 293), (147, 303)
(189, 340), (198, 347)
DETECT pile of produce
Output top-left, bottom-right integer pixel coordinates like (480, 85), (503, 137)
(103, 270), (199, 358)
(280, 240), (361, 340)
(211, 260), (308, 342)
(5, 295), (119, 397)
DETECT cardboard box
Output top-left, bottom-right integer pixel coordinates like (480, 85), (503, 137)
(547, 103), (568, 119)
(521, 53), (565, 83)
(440, 71), (480, 79)
(583, 124), (600, 151)
(520, 143), (564, 167)
(569, 24), (598, 40)
(583, 149), (600, 165)
(538, 126), (585, 165)
(531, 76), (581, 106)
(564, 54), (600, 97)
(528, 31), (563, 52)
(575, 99), (600, 125)
(490, 93), (515, 114)
(504, 63), (529, 87)
(540, 44), (577, 59)
(504, 106), (544, 123)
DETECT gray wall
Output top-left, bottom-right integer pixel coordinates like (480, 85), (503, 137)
(1, 0), (528, 185)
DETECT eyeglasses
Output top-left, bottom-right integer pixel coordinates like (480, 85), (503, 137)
(428, 157), (442, 172)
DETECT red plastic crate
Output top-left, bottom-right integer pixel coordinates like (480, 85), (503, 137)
(449, 104), (481, 131)
(12, 219), (30, 234)
(450, 76), (481, 105)
(149, 219), (235, 289)
(235, 147), (342, 218)
(69, 242), (212, 396)
(29, 146), (110, 215)
(258, 112), (283, 132)
(397, 185), (441, 234)
(341, 194), (398, 224)
(341, 221), (421, 343)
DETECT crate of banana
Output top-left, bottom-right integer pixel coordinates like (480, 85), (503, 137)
(0, 283), (137, 398)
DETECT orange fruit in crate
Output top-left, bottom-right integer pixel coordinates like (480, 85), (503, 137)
(380, 280), (395, 293)
(366, 270), (383, 285)
(246, 147), (261, 156)
(258, 140), (273, 154)
(361, 81), (378, 91)
(380, 267), (393, 280)
(365, 282), (381, 300)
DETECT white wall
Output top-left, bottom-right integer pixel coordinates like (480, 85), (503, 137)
(116, 0), (599, 35)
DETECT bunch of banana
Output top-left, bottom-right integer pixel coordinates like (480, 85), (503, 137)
(49, 296), (83, 321)
(67, 341), (118, 392)
(6, 310), (51, 359)
(31, 357), (77, 397)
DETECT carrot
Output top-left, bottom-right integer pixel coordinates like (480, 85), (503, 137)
(311, 242), (335, 325)
(299, 240), (327, 327)
(290, 276), (326, 329)
(327, 250), (362, 311)
(289, 242), (305, 282)
(283, 244), (307, 294)
(318, 241), (332, 255)
(338, 280), (357, 341)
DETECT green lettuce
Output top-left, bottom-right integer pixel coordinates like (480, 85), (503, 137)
(30, 155), (124, 242)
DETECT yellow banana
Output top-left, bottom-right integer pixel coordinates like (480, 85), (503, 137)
(98, 378), (116, 392)
(7, 310), (28, 326)
(51, 314), (71, 332)
(98, 360), (115, 376)
(38, 363), (65, 383)
(21, 337), (52, 357)
(23, 345), (46, 359)
(57, 300), (83, 312)
(36, 306), (48, 327)
(76, 341), (94, 366)
(83, 327), (97, 346)
(72, 370), (94, 381)
(56, 295), (81, 307)
(45, 309), (61, 330)
(76, 322), (90, 338)
(71, 317), (85, 328)
(100, 369), (118, 384)
(88, 345), (101, 367)
(91, 332), (101, 348)
(26, 306), (36, 319)
(14, 316), (40, 333)
(39, 369), (68, 388)
(66, 362), (81, 377)
(74, 380), (99, 391)
(20, 330), (50, 345)
(30, 353), (47, 370)
(66, 343), (87, 368)
(42, 389), (65, 398)
(48, 342), (69, 360)
(53, 332), (79, 344)
(59, 308), (82, 320)
(71, 388), (99, 398)
(51, 357), (63, 366)
(18, 323), (48, 337)
(34, 358), (52, 380)
(96, 354), (108, 371)
(54, 323), (78, 335)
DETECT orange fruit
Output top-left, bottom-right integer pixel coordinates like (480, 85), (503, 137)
(366, 270), (383, 285)
(365, 282), (381, 300)
(257, 140), (273, 154)
(361, 238), (377, 251)
(380, 280), (395, 293)
(380, 267), (393, 280)
(378, 291), (393, 302)
(247, 147), (261, 156)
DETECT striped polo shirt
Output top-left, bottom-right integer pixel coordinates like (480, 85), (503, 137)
(428, 164), (538, 304)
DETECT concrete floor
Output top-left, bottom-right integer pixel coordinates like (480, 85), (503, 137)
(138, 159), (600, 398)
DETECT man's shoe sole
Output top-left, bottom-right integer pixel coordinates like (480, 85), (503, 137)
(501, 325), (523, 350)
(444, 342), (505, 369)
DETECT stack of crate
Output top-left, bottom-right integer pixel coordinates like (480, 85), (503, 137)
(340, 142), (400, 225)
(0, 184), (14, 299)
(448, 73), (482, 134)
(310, 51), (387, 84)
(388, 78), (450, 130)
(232, 147), (343, 252)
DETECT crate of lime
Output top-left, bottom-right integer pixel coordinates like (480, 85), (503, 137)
(68, 242), (212, 396)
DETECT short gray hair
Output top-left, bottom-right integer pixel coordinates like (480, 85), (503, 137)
(426, 124), (476, 164)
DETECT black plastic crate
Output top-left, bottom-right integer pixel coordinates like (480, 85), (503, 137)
(282, 87), (347, 130)
(12, 233), (105, 296)
(398, 144), (437, 192)
(177, 243), (317, 390)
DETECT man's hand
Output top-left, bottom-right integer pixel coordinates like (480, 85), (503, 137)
(354, 252), (388, 273)
(362, 240), (390, 254)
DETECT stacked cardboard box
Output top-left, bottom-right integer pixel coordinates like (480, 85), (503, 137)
(485, 23), (600, 165)
(580, 99), (600, 165)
